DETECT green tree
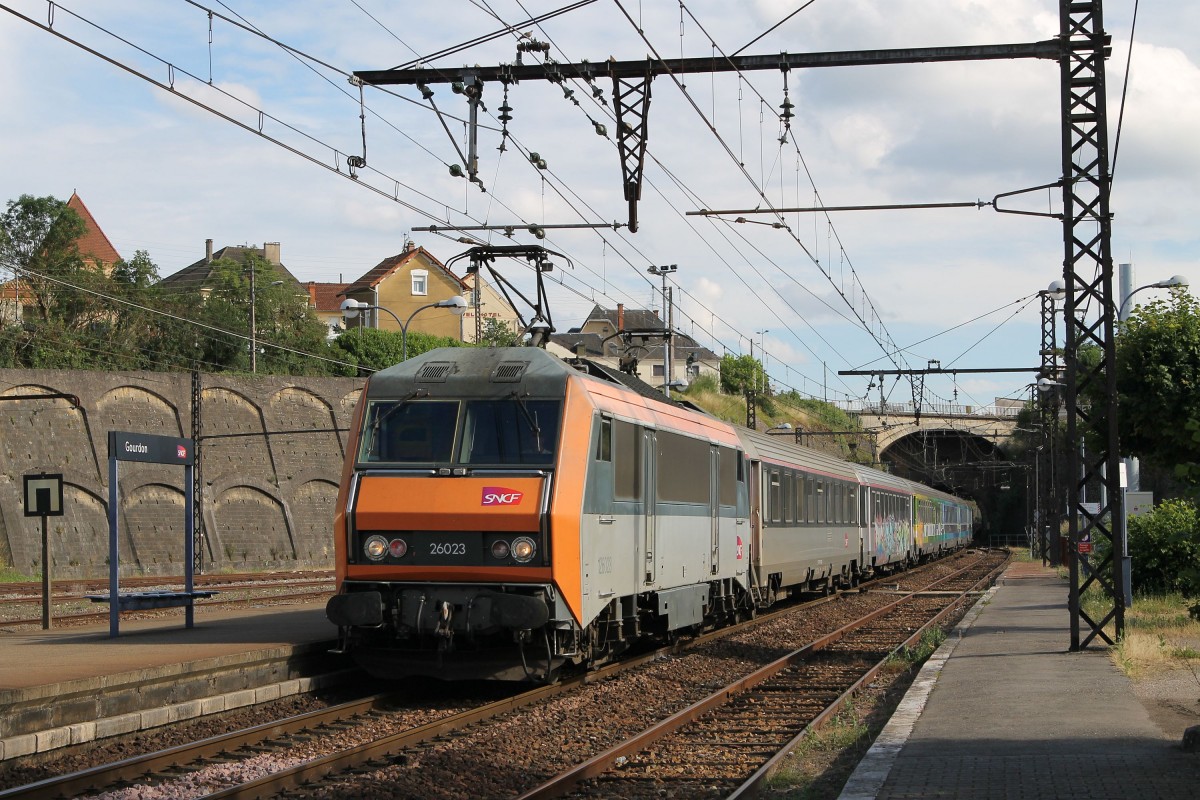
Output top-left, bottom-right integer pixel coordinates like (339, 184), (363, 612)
(719, 353), (764, 394)
(477, 317), (521, 347)
(334, 328), (463, 373)
(1113, 291), (1200, 482)
(0, 194), (90, 328)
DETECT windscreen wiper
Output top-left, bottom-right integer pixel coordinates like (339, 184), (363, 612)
(366, 388), (429, 455)
(510, 391), (541, 453)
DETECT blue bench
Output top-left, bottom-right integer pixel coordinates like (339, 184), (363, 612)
(87, 590), (217, 611)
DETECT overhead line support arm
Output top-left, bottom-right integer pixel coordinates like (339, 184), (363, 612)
(353, 40), (1062, 233)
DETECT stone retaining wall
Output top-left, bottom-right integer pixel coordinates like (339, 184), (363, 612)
(0, 369), (364, 578)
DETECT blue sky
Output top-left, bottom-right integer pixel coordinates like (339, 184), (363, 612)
(2, 0), (1197, 410)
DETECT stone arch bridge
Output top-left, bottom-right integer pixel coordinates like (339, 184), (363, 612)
(853, 402), (1021, 454)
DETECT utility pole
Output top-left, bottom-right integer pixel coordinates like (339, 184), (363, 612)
(248, 267), (257, 374)
(648, 265), (677, 396)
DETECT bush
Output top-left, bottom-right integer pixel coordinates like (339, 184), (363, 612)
(1127, 498), (1200, 599)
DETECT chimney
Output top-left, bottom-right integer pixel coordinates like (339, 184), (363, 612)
(403, 237), (415, 254)
(307, 281), (317, 307)
(264, 242), (281, 265)
(205, 239), (213, 264)
(617, 304), (624, 331)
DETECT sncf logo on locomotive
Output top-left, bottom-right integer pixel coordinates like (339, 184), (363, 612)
(482, 487), (524, 506)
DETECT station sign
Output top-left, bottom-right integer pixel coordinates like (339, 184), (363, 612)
(107, 431), (194, 465)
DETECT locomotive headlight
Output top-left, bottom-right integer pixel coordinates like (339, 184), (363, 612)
(364, 535), (388, 561)
(511, 536), (537, 563)
(389, 538), (408, 558)
(491, 539), (511, 559)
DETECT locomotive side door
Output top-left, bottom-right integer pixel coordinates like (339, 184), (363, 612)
(642, 428), (657, 585)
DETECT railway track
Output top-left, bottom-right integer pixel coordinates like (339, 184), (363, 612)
(0, 550), (1006, 800)
(518, 554), (1005, 799)
(0, 572), (334, 629)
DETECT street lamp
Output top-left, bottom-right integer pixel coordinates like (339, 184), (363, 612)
(1036, 280), (1066, 566)
(1118, 274), (1188, 320)
(755, 329), (769, 393)
(340, 296), (468, 361)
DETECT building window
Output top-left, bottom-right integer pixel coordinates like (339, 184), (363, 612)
(411, 270), (428, 296)
(652, 364), (664, 377)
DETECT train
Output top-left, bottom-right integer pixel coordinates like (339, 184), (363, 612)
(325, 346), (975, 681)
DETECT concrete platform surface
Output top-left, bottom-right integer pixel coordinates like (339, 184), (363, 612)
(841, 563), (1200, 799)
(0, 599), (349, 759)
(0, 599), (336, 692)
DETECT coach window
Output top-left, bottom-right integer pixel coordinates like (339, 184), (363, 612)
(806, 477), (815, 524)
(814, 480), (823, 524)
(596, 417), (612, 462)
(793, 474), (803, 523)
(848, 487), (857, 525)
(768, 470), (781, 523)
(777, 470), (787, 525)
(614, 420), (640, 500)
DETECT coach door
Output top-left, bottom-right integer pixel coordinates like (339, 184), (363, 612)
(642, 428), (657, 585)
(709, 445), (720, 574)
(749, 460), (763, 567)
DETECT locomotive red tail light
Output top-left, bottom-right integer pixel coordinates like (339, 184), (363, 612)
(364, 535), (388, 561)
(389, 538), (408, 558)
(511, 536), (536, 563)
(491, 540), (511, 559)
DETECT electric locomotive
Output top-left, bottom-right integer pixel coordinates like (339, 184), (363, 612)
(326, 346), (751, 681)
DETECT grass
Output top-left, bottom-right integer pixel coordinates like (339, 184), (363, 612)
(1006, 545), (1038, 563)
(763, 704), (871, 798)
(884, 626), (948, 672)
(1079, 589), (1200, 677)
(0, 564), (38, 583)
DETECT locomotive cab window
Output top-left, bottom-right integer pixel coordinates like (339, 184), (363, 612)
(360, 400), (459, 463)
(458, 399), (560, 465)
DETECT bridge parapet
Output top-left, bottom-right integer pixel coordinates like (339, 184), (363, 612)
(848, 407), (1020, 454)
(830, 399), (1022, 419)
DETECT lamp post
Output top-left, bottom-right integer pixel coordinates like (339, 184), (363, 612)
(648, 265), (677, 396)
(1118, 274), (1188, 321)
(1113, 270), (1186, 604)
(755, 329), (769, 393)
(1037, 279), (1066, 564)
(340, 296), (468, 361)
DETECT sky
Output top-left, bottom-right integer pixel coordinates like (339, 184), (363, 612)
(2, 0), (1198, 413)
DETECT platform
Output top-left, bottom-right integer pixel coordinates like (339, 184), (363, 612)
(0, 599), (353, 761)
(840, 562), (1200, 799)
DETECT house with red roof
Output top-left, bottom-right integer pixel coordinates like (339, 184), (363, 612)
(1, 192), (122, 325)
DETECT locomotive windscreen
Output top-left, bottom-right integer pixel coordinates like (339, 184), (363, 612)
(358, 398), (560, 467)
